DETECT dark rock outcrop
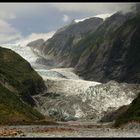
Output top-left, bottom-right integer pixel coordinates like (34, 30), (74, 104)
(75, 11), (140, 84)
(27, 39), (45, 51)
(115, 92), (140, 127)
(27, 39), (45, 59)
(100, 105), (129, 123)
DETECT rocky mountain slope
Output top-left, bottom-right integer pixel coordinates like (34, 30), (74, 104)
(27, 39), (45, 56)
(75, 11), (140, 84)
(27, 5), (140, 84)
(0, 46), (48, 124)
(27, 17), (103, 67)
(26, 4), (140, 126)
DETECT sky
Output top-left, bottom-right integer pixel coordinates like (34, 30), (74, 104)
(0, 2), (136, 45)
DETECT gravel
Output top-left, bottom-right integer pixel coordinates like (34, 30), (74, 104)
(1, 122), (140, 137)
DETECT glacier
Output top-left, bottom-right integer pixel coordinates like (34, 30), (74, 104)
(2, 43), (139, 123)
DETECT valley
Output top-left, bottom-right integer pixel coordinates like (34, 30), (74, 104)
(1, 43), (140, 137)
(0, 3), (140, 137)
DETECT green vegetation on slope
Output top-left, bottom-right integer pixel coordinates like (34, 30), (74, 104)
(0, 47), (51, 124)
(115, 93), (140, 127)
(0, 47), (46, 105)
(0, 83), (45, 125)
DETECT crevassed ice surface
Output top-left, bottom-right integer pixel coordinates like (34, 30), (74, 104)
(33, 80), (138, 122)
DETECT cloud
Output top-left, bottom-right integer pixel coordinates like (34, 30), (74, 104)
(0, 11), (16, 20)
(0, 19), (22, 44)
(16, 31), (56, 46)
(62, 14), (71, 22)
(0, 3), (66, 36)
(0, 3), (136, 44)
(0, 3), (45, 15)
(51, 3), (135, 14)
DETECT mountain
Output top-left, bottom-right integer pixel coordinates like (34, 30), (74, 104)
(27, 11), (140, 84)
(75, 11), (140, 84)
(0, 46), (48, 124)
(27, 17), (103, 67)
(27, 38), (45, 48)
(26, 5), (140, 125)
(27, 39), (45, 54)
(0, 47), (47, 105)
(74, 13), (113, 23)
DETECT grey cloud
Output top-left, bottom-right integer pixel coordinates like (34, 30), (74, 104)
(0, 19), (22, 44)
(0, 3), (137, 44)
(51, 3), (135, 14)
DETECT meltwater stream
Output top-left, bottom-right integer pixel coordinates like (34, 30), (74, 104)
(2, 44), (139, 122)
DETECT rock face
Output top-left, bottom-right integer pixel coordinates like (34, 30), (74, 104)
(27, 39), (45, 56)
(0, 46), (47, 124)
(27, 17), (103, 67)
(100, 105), (130, 123)
(27, 39), (45, 49)
(27, 10), (140, 84)
(75, 11), (140, 84)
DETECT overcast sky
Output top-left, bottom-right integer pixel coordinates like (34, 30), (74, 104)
(0, 3), (135, 44)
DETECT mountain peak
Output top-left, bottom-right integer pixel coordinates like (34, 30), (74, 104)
(74, 13), (113, 23)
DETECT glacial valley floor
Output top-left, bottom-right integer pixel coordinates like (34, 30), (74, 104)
(1, 121), (140, 137)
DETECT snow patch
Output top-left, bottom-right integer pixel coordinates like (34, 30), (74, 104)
(75, 13), (114, 23)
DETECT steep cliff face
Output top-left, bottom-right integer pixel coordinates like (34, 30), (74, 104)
(71, 12), (131, 67)
(75, 12), (140, 84)
(0, 46), (46, 106)
(28, 17), (103, 67)
(27, 11), (140, 84)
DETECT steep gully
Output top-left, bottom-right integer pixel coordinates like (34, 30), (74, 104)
(2, 44), (140, 123)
